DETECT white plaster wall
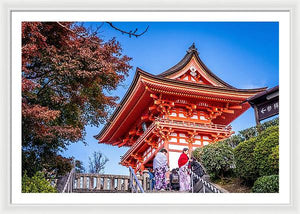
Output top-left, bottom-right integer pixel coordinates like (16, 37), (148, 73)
(168, 151), (181, 170)
(169, 144), (188, 151)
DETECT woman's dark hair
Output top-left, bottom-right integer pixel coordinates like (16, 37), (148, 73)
(171, 168), (177, 173)
(183, 148), (189, 152)
(160, 148), (168, 153)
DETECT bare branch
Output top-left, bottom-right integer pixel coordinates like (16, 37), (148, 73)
(56, 22), (100, 45)
(91, 23), (104, 36)
(106, 22), (149, 38)
(56, 22), (77, 34)
(88, 151), (109, 173)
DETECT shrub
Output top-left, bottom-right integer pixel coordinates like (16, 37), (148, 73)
(193, 142), (235, 179)
(268, 145), (279, 173)
(22, 171), (57, 193)
(252, 175), (279, 193)
(221, 134), (244, 149)
(260, 117), (279, 131)
(256, 125), (279, 141)
(192, 147), (203, 162)
(234, 138), (259, 183)
(221, 117), (279, 149)
(254, 126), (279, 177)
(239, 127), (258, 141)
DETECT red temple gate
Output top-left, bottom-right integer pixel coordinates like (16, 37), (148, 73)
(95, 44), (267, 173)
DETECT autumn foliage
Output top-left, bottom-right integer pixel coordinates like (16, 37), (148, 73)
(22, 22), (131, 176)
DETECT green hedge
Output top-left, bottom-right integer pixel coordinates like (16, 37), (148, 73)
(221, 117), (279, 149)
(22, 171), (57, 193)
(252, 175), (279, 193)
(233, 125), (279, 183)
(193, 120), (279, 188)
(254, 127), (279, 177)
(193, 142), (235, 179)
(269, 145), (279, 173)
(234, 138), (259, 183)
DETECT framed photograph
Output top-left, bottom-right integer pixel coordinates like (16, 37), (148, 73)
(1, 0), (298, 213)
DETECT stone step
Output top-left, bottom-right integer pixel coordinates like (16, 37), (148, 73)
(146, 190), (188, 193)
(73, 189), (129, 193)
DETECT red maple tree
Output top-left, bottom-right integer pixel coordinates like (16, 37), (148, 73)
(22, 22), (132, 176)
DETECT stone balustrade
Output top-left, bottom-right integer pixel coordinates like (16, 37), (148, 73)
(59, 169), (224, 193)
(73, 173), (144, 192)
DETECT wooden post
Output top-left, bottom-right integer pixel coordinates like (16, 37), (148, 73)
(253, 105), (261, 126)
(253, 105), (263, 133)
(164, 140), (169, 165)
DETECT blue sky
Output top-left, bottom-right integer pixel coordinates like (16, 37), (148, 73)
(61, 22), (279, 175)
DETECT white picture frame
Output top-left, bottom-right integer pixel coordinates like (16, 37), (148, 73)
(1, 0), (299, 213)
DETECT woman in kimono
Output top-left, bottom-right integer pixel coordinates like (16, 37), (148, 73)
(153, 148), (168, 191)
(178, 148), (191, 192)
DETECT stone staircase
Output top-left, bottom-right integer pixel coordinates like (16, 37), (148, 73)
(58, 169), (226, 193)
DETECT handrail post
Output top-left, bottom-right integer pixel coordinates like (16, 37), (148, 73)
(128, 166), (144, 193)
(61, 168), (75, 193)
(191, 172), (194, 193)
(142, 170), (148, 191)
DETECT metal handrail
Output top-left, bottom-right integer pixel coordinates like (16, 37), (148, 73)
(190, 160), (221, 193)
(128, 166), (144, 193)
(62, 168), (75, 193)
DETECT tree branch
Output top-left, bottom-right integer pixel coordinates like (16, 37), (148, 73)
(56, 22), (100, 45)
(106, 22), (149, 38)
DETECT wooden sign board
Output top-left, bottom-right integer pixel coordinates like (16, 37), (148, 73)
(247, 85), (279, 125)
(256, 98), (279, 121)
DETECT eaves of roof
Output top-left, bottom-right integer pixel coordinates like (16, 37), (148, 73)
(94, 67), (267, 141)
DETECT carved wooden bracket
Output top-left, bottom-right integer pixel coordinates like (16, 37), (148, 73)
(153, 126), (172, 141)
(149, 93), (175, 116)
(132, 153), (142, 161)
(184, 104), (197, 117)
(145, 136), (158, 148)
(187, 130), (197, 144)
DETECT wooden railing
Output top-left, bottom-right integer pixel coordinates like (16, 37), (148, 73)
(121, 122), (156, 162)
(156, 118), (232, 132)
(121, 118), (232, 164)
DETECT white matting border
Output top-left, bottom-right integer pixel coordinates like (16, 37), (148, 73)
(10, 10), (290, 205)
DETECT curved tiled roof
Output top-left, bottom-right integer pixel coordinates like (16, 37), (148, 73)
(157, 43), (236, 89)
(140, 67), (266, 93)
(94, 67), (267, 141)
(94, 44), (268, 142)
